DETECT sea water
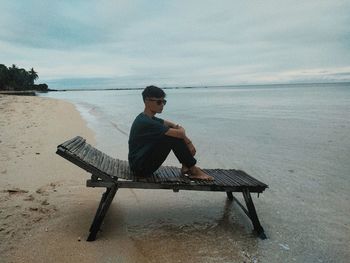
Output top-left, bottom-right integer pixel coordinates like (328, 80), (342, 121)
(40, 83), (350, 262)
(41, 83), (350, 174)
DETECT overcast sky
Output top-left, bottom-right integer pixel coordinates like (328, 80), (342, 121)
(1, 0), (350, 88)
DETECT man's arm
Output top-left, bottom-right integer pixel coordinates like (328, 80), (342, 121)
(164, 126), (186, 139)
(164, 120), (191, 143)
(164, 120), (178, 128)
(164, 121), (196, 156)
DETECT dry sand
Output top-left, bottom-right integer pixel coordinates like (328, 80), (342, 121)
(0, 95), (256, 263)
(0, 95), (145, 262)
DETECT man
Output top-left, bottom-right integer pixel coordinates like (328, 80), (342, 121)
(128, 85), (214, 181)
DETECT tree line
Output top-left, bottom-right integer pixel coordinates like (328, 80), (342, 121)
(0, 64), (48, 91)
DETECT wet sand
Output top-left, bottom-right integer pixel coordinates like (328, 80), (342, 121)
(1, 94), (349, 263)
(0, 95), (256, 263)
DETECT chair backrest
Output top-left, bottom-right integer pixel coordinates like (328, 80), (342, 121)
(56, 136), (132, 181)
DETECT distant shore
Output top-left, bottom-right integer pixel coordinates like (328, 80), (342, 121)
(42, 80), (350, 92)
(46, 86), (209, 92)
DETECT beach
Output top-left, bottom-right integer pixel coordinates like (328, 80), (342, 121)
(0, 95), (257, 263)
(1, 86), (350, 263)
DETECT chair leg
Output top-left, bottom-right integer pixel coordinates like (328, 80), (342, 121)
(87, 185), (118, 241)
(242, 189), (267, 239)
(226, 191), (234, 200)
(89, 189), (109, 232)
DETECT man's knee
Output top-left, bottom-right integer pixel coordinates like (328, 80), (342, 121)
(162, 136), (184, 145)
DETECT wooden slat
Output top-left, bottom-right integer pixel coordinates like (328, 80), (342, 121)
(220, 169), (248, 186)
(104, 156), (112, 174)
(216, 170), (235, 186)
(206, 169), (226, 186)
(219, 169), (244, 186)
(86, 147), (95, 163)
(231, 170), (257, 186)
(94, 149), (104, 170)
(100, 153), (108, 172)
(164, 167), (178, 182)
(118, 160), (124, 178)
(56, 147), (113, 183)
(119, 160), (126, 179)
(116, 159), (123, 179)
(68, 138), (86, 152)
(61, 136), (80, 148)
(112, 160), (120, 178)
(236, 170), (267, 187)
(172, 167), (191, 184)
(122, 160), (129, 179)
(106, 158), (115, 176)
(97, 153), (106, 171)
(80, 145), (93, 162)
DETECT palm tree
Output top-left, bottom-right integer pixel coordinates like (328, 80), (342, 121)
(0, 64), (9, 89)
(29, 68), (38, 85)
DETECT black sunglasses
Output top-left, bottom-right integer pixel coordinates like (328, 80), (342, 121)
(147, 98), (167, 105)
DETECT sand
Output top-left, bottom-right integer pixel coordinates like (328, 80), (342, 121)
(0, 95), (146, 262)
(0, 95), (256, 263)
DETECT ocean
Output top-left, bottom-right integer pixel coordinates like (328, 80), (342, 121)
(41, 83), (350, 174)
(40, 82), (350, 262)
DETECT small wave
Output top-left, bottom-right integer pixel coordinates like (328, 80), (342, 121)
(88, 106), (99, 116)
(110, 121), (129, 136)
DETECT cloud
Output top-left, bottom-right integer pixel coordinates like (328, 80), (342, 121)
(0, 1), (115, 49)
(0, 0), (349, 87)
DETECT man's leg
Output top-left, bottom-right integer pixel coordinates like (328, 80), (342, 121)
(165, 137), (197, 168)
(139, 136), (213, 180)
(139, 136), (196, 176)
(166, 137), (214, 180)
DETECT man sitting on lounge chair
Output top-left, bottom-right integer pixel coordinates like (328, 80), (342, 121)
(128, 85), (214, 181)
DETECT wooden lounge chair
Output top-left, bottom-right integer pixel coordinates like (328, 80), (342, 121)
(56, 136), (268, 241)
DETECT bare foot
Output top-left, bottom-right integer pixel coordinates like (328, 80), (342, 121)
(181, 164), (189, 175)
(188, 166), (214, 181)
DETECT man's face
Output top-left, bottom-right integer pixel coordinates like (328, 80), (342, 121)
(145, 97), (167, 114)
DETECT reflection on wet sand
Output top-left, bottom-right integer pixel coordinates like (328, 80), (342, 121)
(105, 189), (259, 262)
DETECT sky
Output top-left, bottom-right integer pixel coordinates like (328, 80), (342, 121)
(1, 0), (350, 89)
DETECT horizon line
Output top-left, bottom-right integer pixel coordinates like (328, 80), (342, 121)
(46, 81), (350, 92)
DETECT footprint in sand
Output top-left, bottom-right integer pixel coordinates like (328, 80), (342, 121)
(41, 199), (49, 206)
(21, 213), (30, 218)
(36, 182), (61, 195)
(23, 194), (35, 201)
(29, 206), (53, 215)
(3, 188), (28, 196)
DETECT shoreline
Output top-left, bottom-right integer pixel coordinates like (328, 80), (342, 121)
(0, 91), (37, 96)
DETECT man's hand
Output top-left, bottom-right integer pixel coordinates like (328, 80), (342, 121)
(178, 126), (186, 138)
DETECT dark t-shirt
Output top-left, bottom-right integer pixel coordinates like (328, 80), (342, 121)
(128, 113), (169, 171)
